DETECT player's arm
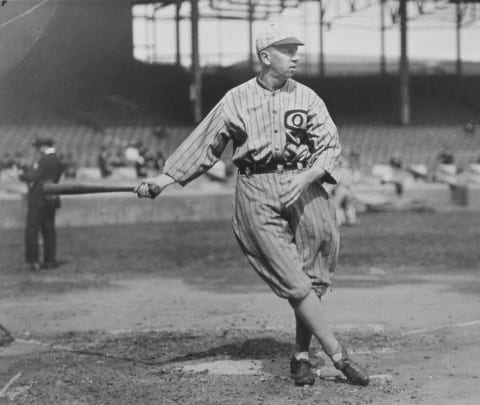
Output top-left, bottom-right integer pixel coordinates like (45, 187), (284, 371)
(306, 94), (341, 183)
(162, 98), (231, 187)
(281, 95), (340, 207)
(135, 98), (232, 199)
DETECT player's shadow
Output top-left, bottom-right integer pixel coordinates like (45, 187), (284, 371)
(159, 337), (361, 386)
(160, 337), (294, 366)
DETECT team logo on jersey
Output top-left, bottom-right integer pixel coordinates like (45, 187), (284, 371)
(284, 110), (308, 134)
(284, 109), (310, 161)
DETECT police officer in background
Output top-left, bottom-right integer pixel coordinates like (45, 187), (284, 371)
(20, 137), (65, 271)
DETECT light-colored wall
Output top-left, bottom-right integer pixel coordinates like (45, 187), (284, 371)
(1, 185), (479, 230)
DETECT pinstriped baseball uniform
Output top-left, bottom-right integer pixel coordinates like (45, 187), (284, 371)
(164, 77), (341, 300)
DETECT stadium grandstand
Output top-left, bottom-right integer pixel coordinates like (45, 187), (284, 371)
(0, 0), (479, 177)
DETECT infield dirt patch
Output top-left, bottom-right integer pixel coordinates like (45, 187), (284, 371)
(1, 212), (480, 404)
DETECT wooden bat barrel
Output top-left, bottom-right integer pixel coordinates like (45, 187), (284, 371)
(42, 183), (134, 195)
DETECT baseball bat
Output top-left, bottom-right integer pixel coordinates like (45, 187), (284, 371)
(42, 183), (161, 196)
(43, 183), (134, 195)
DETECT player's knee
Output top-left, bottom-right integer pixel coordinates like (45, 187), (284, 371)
(286, 284), (313, 306)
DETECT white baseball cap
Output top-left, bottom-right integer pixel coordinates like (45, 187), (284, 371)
(255, 23), (304, 54)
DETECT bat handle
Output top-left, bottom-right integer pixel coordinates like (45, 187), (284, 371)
(148, 184), (162, 198)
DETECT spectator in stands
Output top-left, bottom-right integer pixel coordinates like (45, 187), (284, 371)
(144, 149), (165, 176)
(97, 145), (113, 178)
(153, 123), (167, 139)
(124, 141), (142, 164)
(328, 155), (358, 226)
(388, 153), (405, 196)
(19, 137), (65, 271)
(111, 146), (127, 168)
(124, 141), (148, 178)
(13, 151), (30, 173)
(61, 152), (78, 179)
(348, 149), (361, 174)
(433, 144), (457, 184)
(1, 152), (30, 183)
(389, 154), (403, 170)
(436, 144), (455, 165)
(0, 153), (11, 181)
(0, 152), (15, 171)
(153, 149), (165, 173)
(135, 143), (149, 178)
(464, 120), (476, 135)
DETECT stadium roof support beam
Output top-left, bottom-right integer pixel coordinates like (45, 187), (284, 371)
(399, 0), (410, 125)
(191, 0), (202, 122)
(456, 1), (460, 75)
(248, 0), (254, 71)
(455, 0), (464, 75)
(380, 0), (386, 75)
(450, 0), (480, 76)
(319, 0), (325, 77)
(176, 0), (182, 66)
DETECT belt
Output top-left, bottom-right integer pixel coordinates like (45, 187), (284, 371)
(238, 162), (306, 176)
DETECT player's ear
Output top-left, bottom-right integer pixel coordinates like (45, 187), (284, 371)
(258, 50), (271, 65)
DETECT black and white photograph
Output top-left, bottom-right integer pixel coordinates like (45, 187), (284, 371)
(1, 0), (479, 403)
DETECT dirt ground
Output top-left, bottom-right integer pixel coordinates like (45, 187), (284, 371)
(1, 212), (480, 404)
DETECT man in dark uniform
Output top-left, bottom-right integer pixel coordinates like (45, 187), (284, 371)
(20, 137), (65, 271)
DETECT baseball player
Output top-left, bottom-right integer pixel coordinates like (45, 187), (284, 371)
(136, 23), (369, 387)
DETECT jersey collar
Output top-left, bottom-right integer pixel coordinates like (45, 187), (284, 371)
(255, 76), (289, 93)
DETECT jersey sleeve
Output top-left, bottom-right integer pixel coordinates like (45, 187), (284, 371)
(306, 94), (341, 184)
(164, 98), (231, 186)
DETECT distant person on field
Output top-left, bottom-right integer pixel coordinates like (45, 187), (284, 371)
(97, 145), (113, 178)
(19, 137), (65, 271)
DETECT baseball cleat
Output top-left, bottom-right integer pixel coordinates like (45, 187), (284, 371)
(333, 347), (370, 386)
(290, 356), (316, 386)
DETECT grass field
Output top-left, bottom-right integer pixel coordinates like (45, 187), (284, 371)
(1, 211), (479, 295)
(1, 211), (480, 404)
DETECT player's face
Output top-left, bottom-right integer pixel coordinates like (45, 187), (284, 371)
(267, 44), (300, 77)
